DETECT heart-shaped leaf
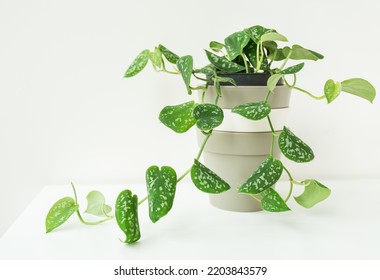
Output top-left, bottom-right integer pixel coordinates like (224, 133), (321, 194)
(232, 101), (271, 120)
(205, 50), (245, 73)
(115, 190), (141, 244)
(84, 191), (112, 217)
(239, 156), (283, 195)
(124, 49), (150, 78)
(210, 41), (225, 52)
(191, 159), (230, 193)
(244, 25), (274, 43)
(280, 63), (304, 75)
(261, 188), (290, 212)
(176, 55), (193, 95)
(341, 78), (376, 103)
(146, 166), (177, 223)
(159, 101), (197, 133)
(278, 127), (314, 163)
(267, 73), (283, 91)
(45, 197), (79, 233)
(283, 45), (324, 61)
(294, 179), (331, 208)
(224, 31), (250, 60)
(149, 47), (162, 69)
(324, 79), (341, 103)
(260, 32), (288, 43)
(193, 103), (224, 132)
(158, 44), (179, 64)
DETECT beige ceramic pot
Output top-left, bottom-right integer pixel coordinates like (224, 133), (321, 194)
(197, 73), (291, 212)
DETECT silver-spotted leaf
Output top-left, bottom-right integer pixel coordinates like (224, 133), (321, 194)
(146, 166), (177, 223)
(194, 64), (216, 76)
(232, 101), (271, 120)
(205, 50), (245, 73)
(159, 101), (197, 133)
(224, 31), (250, 60)
(245, 25), (274, 43)
(193, 103), (224, 132)
(45, 197), (79, 233)
(280, 63), (304, 75)
(124, 49), (150, 77)
(191, 159), (230, 194)
(243, 40), (258, 69)
(324, 79), (341, 103)
(158, 44), (179, 64)
(84, 191), (112, 217)
(239, 156), (283, 194)
(278, 127), (314, 163)
(261, 188), (290, 212)
(115, 190), (141, 244)
(341, 78), (376, 103)
(176, 55), (193, 94)
(294, 179), (331, 208)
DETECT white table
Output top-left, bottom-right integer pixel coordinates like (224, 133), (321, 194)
(1, 180), (379, 259)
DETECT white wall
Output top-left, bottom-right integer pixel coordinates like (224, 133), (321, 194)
(1, 0), (379, 236)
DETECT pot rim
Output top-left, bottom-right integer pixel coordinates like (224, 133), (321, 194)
(207, 72), (284, 87)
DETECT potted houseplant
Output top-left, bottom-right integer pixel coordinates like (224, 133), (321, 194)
(45, 25), (376, 245)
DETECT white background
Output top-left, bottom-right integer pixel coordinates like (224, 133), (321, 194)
(0, 0), (379, 236)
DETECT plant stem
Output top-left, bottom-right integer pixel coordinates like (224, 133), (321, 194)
(279, 50), (292, 71)
(292, 86), (325, 100)
(196, 133), (211, 161)
(250, 194), (261, 203)
(283, 78), (325, 100)
(267, 115), (275, 133)
(255, 43), (261, 73)
(282, 165), (294, 202)
(264, 90), (271, 102)
(71, 182), (79, 204)
(138, 196), (148, 206)
(241, 54), (249, 73)
(76, 210), (113, 226)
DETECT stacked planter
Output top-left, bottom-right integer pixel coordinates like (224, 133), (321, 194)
(197, 73), (291, 212)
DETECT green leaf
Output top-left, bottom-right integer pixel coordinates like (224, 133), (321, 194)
(261, 188), (290, 212)
(224, 31), (250, 60)
(243, 40), (258, 69)
(146, 166), (177, 223)
(268, 48), (287, 61)
(284, 45), (324, 61)
(232, 101), (271, 120)
(45, 197), (79, 233)
(115, 190), (141, 244)
(324, 79), (341, 103)
(205, 50), (245, 73)
(215, 76), (237, 86)
(191, 159), (230, 194)
(267, 73), (283, 91)
(239, 156), (283, 195)
(245, 25), (274, 43)
(294, 179), (331, 208)
(280, 62), (304, 75)
(149, 47), (162, 69)
(193, 103), (224, 132)
(159, 101), (197, 133)
(341, 78), (376, 103)
(210, 41), (225, 52)
(124, 49), (150, 78)
(194, 64), (216, 76)
(84, 191), (112, 217)
(158, 44), (179, 64)
(260, 32), (288, 42)
(278, 127), (314, 163)
(176, 55), (193, 94)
